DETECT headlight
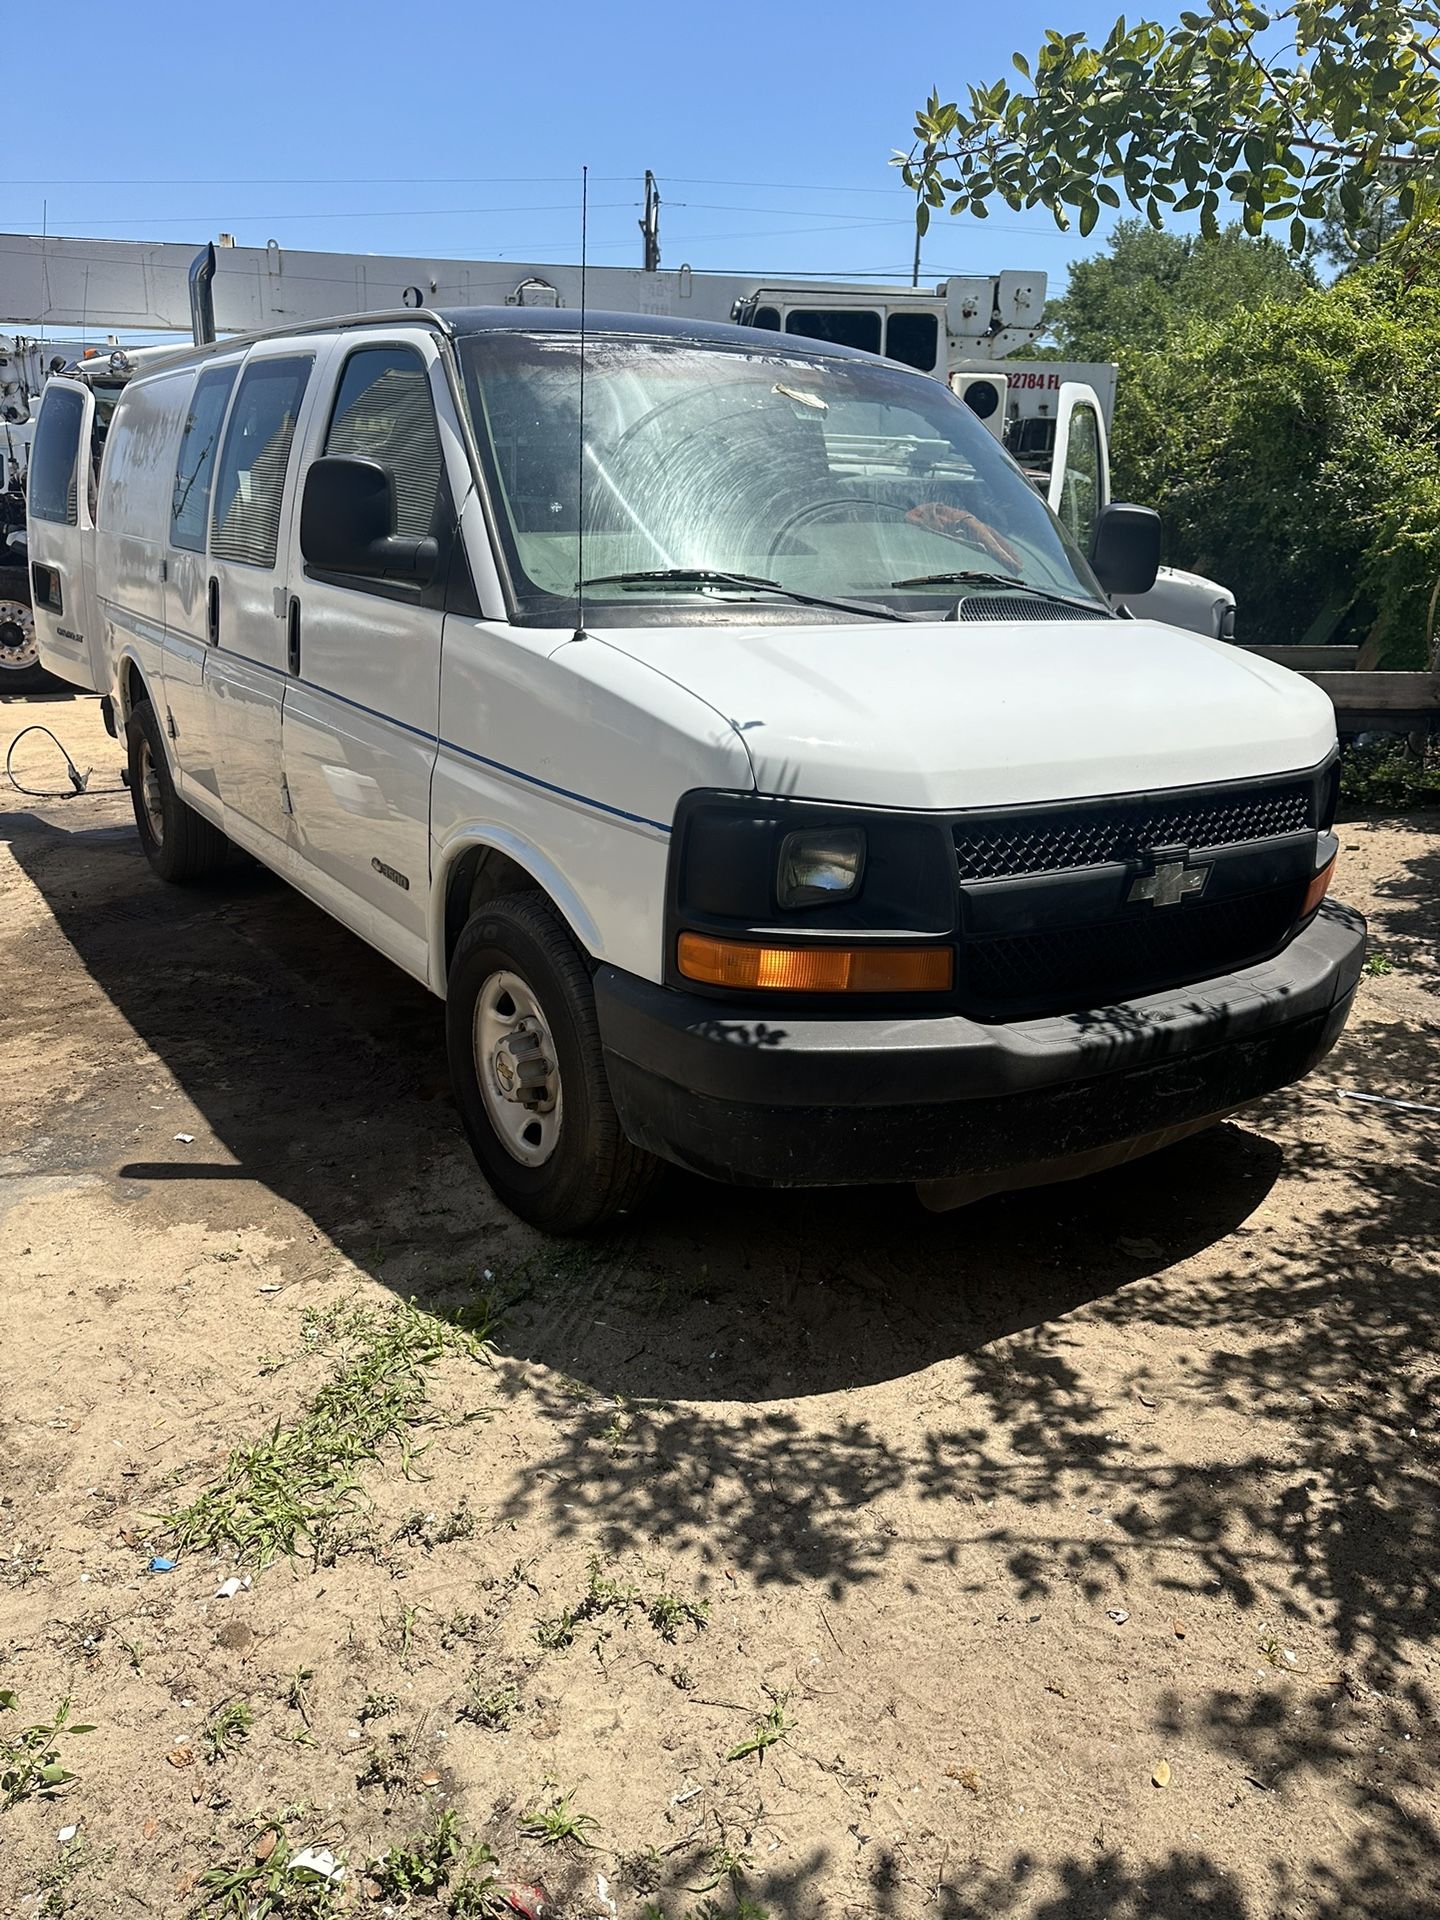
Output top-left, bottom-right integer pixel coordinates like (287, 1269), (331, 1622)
(777, 828), (865, 908)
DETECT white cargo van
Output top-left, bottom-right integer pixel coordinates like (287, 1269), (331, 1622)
(32, 309), (1363, 1230)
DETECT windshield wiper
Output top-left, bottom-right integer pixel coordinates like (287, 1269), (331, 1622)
(890, 569), (1108, 614)
(579, 567), (905, 623)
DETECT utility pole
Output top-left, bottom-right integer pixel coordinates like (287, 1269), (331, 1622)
(912, 197), (922, 289)
(640, 170), (661, 272)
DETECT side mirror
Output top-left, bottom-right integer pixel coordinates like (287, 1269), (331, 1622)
(300, 455), (438, 585)
(1090, 502), (1161, 597)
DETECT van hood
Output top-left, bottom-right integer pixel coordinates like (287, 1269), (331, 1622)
(590, 616), (1338, 809)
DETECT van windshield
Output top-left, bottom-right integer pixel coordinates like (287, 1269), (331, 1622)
(458, 331), (1108, 625)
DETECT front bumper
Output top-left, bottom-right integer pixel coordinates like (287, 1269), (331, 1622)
(594, 901), (1366, 1193)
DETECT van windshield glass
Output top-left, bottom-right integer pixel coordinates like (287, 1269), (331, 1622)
(458, 332), (1108, 625)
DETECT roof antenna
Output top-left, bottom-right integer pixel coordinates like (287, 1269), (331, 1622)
(573, 164), (589, 643)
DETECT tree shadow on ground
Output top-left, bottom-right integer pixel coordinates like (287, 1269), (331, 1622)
(7, 803), (1439, 1918)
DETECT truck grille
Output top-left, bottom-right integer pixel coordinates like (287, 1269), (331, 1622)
(953, 781), (1312, 881)
(951, 771), (1324, 1017)
(964, 889), (1305, 1011)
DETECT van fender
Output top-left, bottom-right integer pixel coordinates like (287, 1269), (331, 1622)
(429, 824), (604, 996)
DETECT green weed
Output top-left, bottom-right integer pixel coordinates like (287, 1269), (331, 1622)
(726, 1691), (792, 1764)
(642, 1901), (770, 1920)
(164, 1298), (491, 1567)
(517, 1788), (600, 1847)
(194, 1820), (345, 1916)
(203, 1699), (255, 1763)
(359, 1690), (399, 1723)
(535, 1556), (709, 1651)
(458, 1675), (520, 1730)
(24, 1830), (116, 1917)
(0, 1692), (95, 1810)
(1362, 948), (1395, 976)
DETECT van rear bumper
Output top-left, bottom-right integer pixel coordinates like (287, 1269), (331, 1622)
(594, 902), (1366, 1192)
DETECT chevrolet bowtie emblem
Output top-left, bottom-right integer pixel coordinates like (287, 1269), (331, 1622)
(1127, 858), (1210, 908)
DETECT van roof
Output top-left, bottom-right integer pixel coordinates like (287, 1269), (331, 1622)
(437, 306), (880, 362)
(124, 304), (890, 378)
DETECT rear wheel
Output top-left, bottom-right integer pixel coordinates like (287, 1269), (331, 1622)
(125, 697), (229, 882)
(0, 565), (64, 696)
(446, 891), (659, 1232)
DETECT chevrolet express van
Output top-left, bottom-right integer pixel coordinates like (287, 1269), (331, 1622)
(32, 309), (1363, 1230)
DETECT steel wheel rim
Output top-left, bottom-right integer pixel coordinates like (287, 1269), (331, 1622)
(473, 968), (562, 1167)
(0, 598), (37, 671)
(138, 738), (165, 845)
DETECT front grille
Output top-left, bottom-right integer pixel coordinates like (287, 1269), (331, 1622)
(965, 889), (1304, 1013)
(955, 594), (1110, 623)
(953, 781), (1312, 881)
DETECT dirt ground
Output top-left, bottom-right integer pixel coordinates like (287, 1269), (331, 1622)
(1, 696), (1437, 1920)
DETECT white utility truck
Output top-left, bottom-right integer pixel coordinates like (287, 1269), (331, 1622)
(29, 301), (1362, 1229)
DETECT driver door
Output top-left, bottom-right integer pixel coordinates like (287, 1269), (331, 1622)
(1046, 382), (1110, 557)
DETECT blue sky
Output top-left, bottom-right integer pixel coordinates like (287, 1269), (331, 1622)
(1, 0), (1163, 299)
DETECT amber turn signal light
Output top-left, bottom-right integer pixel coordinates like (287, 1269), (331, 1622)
(677, 932), (953, 993)
(1301, 853), (1336, 919)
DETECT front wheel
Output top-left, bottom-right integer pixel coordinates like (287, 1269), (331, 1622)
(446, 892), (658, 1232)
(125, 698), (229, 882)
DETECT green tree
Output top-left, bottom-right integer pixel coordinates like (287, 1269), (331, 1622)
(1111, 264), (1440, 664)
(1046, 218), (1314, 358)
(903, 1), (1440, 260)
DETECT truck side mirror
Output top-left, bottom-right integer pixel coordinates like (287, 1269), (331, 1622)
(1089, 502), (1161, 597)
(300, 455), (438, 585)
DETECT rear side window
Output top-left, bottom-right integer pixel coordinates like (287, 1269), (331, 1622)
(171, 365), (239, 552)
(324, 347), (443, 541)
(211, 355), (312, 568)
(29, 385), (85, 525)
(885, 312), (939, 372)
(785, 310), (882, 355)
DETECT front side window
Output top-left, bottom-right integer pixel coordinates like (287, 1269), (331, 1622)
(460, 331), (1105, 626)
(324, 346), (443, 542)
(171, 364), (239, 552)
(211, 355), (312, 568)
(1056, 404), (1103, 554)
(28, 385), (85, 526)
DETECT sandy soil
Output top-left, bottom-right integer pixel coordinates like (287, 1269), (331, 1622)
(1, 695), (1437, 1920)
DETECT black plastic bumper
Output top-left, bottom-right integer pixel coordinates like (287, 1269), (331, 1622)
(594, 902), (1366, 1190)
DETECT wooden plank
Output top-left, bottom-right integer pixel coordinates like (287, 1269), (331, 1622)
(1239, 645), (1360, 670)
(1307, 671), (1440, 713)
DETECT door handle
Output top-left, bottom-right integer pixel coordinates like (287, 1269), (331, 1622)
(206, 576), (220, 646)
(287, 596), (301, 676)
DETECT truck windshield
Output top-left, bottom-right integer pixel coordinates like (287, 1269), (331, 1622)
(458, 331), (1108, 625)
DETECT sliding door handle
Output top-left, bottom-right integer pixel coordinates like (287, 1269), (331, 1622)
(287, 596), (301, 676)
(206, 576), (220, 646)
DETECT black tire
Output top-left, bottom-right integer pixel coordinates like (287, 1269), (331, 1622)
(0, 564), (65, 696)
(446, 891), (659, 1232)
(125, 697), (230, 883)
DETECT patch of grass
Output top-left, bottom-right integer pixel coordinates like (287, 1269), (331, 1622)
(164, 1298), (492, 1567)
(1362, 948), (1396, 976)
(458, 1674), (520, 1731)
(203, 1699), (255, 1764)
(517, 1787), (600, 1848)
(356, 1730), (415, 1796)
(0, 1692), (95, 1810)
(367, 1809), (501, 1914)
(725, 1690), (793, 1765)
(535, 1556), (709, 1652)
(26, 1831), (117, 1917)
(359, 1689), (399, 1723)
(286, 1667), (315, 1728)
(195, 1820), (345, 1917)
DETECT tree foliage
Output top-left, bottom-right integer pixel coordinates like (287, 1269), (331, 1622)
(1044, 218), (1314, 358)
(903, 1), (1440, 260)
(1110, 264), (1440, 663)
